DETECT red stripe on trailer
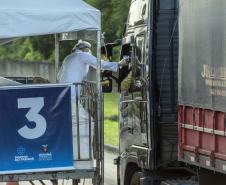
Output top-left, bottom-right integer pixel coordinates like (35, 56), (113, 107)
(178, 106), (226, 174)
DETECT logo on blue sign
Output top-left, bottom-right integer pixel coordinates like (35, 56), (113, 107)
(16, 146), (26, 156)
(41, 144), (49, 153)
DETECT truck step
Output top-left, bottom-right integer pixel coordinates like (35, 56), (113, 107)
(161, 180), (198, 185)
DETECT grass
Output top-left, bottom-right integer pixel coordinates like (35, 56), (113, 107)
(104, 93), (119, 146)
(104, 93), (119, 118)
(104, 120), (119, 146)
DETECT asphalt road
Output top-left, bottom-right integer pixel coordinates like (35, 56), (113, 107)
(104, 150), (117, 185)
(0, 150), (117, 185)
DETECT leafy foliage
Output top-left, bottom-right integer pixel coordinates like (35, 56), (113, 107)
(86, 0), (130, 42)
(0, 37), (53, 62)
(0, 35), (76, 62)
(0, 0), (131, 62)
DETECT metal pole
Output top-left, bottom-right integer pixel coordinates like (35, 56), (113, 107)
(88, 93), (92, 159)
(101, 90), (104, 185)
(96, 30), (104, 185)
(76, 85), (81, 160)
(54, 34), (59, 83)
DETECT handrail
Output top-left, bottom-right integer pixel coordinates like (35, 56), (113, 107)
(73, 82), (97, 161)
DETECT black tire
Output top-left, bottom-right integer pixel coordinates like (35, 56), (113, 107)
(130, 171), (141, 185)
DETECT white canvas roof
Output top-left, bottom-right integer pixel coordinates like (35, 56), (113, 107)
(0, 0), (101, 39)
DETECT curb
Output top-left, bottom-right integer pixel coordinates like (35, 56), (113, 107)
(104, 144), (119, 154)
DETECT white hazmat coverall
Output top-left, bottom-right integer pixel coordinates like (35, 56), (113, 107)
(57, 49), (118, 160)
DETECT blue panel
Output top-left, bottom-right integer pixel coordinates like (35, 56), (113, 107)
(0, 85), (73, 174)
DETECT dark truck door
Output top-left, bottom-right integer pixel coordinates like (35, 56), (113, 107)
(119, 33), (149, 168)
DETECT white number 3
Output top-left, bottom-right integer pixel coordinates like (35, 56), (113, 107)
(17, 97), (47, 139)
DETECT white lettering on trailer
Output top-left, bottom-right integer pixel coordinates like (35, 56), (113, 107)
(190, 156), (195, 162)
(206, 160), (211, 167)
(222, 165), (226, 171)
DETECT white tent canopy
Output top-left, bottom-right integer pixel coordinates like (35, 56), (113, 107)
(0, 0), (101, 39)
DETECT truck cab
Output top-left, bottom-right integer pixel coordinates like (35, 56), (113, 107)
(103, 0), (226, 185)
(115, 0), (182, 184)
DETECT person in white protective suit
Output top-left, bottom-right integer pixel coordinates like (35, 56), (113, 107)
(57, 40), (128, 160)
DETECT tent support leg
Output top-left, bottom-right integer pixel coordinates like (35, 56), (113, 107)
(96, 30), (104, 185)
(54, 34), (60, 83)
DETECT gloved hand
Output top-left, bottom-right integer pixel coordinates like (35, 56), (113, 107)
(118, 58), (129, 67)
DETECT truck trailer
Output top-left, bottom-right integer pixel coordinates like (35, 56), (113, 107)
(104, 0), (226, 185)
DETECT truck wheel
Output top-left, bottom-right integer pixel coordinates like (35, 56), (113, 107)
(130, 171), (141, 185)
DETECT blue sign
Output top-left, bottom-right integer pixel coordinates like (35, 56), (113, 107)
(0, 85), (74, 174)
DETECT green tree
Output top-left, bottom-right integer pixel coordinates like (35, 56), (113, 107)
(86, 0), (131, 42)
(0, 38), (44, 62)
(31, 36), (54, 60)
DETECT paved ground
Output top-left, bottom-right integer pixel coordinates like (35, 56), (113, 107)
(103, 150), (117, 185)
(0, 150), (117, 185)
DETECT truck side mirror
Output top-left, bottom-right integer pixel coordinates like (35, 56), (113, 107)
(101, 40), (122, 93)
(101, 44), (113, 93)
(102, 40), (122, 60)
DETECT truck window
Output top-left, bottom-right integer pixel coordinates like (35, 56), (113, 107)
(132, 35), (145, 78)
(158, 0), (178, 10)
(136, 36), (145, 64)
(131, 35), (146, 92)
(120, 35), (147, 93)
(127, 0), (148, 27)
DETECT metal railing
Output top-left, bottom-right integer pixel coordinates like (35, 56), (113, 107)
(74, 81), (97, 161)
